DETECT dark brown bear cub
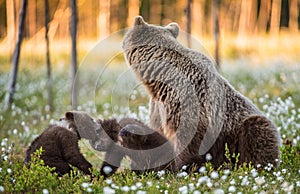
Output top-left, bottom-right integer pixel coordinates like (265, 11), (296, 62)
(24, 111), (97, 176)
(96, 118), (174, 177)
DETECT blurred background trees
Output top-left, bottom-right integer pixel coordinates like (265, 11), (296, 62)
(0, 0), (298, 42)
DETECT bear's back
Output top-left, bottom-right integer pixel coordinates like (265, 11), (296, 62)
(25, 125), (77, 162)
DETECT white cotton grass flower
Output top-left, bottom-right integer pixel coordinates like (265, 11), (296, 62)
(205, 153), (212, 161)
(198, 176), (209, 184)
(42, 189), (49, 194)
(86, 188), (92, 193)
(103, 186), (115, 194)
(177, 171), (188, 178)
(130, 185), (137, 191)
(178, 185), (188, 194)
(121, 186), (130, 192)
(229, 179), (236, 185)
(188, 183), (195, 191)
(228, 186), (236, 193)
(105, 179), (112, 185)
(214, 188), (225, 194)
(182, 165), (188, 171)
(81, 182), (89, 188)
(146, 181), (153, 187)
(207, 181), (213, 188)
(157, 170), (165, 177)
(193, 190), (201, 194)
(255, 176), (265, 186)
(223, 169), (231, 175)
(251, 169), (258, 177)
(103, 166), (112, 175)
(210, 171), (219, 179)
(221, 175), (227, 181)
(135, 182), (143, 188)
(6, 168), (12, 174)
(199, 166), (206, 173)
(0, 186), (4, 192)
(136, 190), (146, 194)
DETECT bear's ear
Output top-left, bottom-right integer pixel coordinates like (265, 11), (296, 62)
(65, 112), (74, 120)
(166, 23), (179, 38)
(134, 16), (146, 26)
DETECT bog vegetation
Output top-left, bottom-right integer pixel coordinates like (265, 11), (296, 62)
(0, 56), (299, 193)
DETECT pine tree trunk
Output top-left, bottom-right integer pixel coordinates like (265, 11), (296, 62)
(289, 0), (299, 32)
(28, 0), (37, 38)
(256, 0), (271, 34)
(70, 0), (78, 109)
(45, 0), (53, 111)
(186, 0), (192, 48)
(213, 0), (220, 71)
(4, 0), (27, 110)
(98, 0), (111, 39)
(270, 0), (282, 35)
(6, 0), (16, 54)
(127, 0), (140, 27)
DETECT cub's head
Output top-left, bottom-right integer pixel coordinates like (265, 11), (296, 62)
(91, 118), (123, 151)
(118, 124), (155, 150)
(122, 16), (179, 53)
(58, 111), (100, 141)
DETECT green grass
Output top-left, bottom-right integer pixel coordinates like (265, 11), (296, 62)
(0, 62), (300, 193)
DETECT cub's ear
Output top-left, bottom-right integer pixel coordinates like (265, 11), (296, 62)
(134, 16), (146, 26)
(65, 112), (74, 120)
(166, 23), (179, 38)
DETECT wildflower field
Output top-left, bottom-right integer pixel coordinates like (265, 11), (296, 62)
(0, 57), (300, 193)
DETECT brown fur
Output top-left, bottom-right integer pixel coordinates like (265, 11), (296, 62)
(24, 111), (94, 176)
(122, 16), (281, 171)
(97, 118), (174, 177)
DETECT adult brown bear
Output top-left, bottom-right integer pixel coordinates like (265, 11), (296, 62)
(122, 16), (280, 171)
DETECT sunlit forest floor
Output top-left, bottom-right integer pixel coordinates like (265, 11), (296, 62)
(0, 34), (299, 193)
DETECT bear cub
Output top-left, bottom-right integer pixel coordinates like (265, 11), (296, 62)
(95, 118), (174, 177)
(24, 111), (99, 176)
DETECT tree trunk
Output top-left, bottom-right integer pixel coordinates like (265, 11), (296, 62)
(6, 0), (16, 54)
(69, 0), (78, 109)
(45, 0), (53, 112)
(127, 0), (140, 27)
(270, 0), (282, 35)
(28, 0), (37, 38)
(4, 0), (27, 110)
(289, 0), (299, 32)
(150, 0), (162, 24)
(191, 0), (205, 38)
(186, 0), (192, 48)
(256, 0), (272, 34)
(213, 0), (220, 71)
(98, 0), (111, 39)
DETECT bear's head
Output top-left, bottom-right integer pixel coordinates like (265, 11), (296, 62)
(122, 16), (179, 52)
(92, 118), (123, 151)
(58, 111), (101, 141)
(118, 124), (154, 150)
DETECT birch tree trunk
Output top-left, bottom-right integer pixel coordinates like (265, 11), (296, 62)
(4, 0), (27, 110)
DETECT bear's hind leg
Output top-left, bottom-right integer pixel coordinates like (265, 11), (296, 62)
(237, 115), (280, 168)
